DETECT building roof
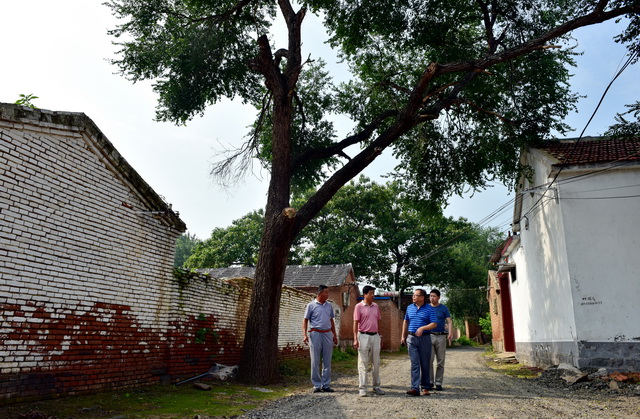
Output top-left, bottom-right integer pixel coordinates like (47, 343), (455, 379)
(200, 264), (355, 288)
(512, 136), (640, 233)
(0, 103), (186, 231)
(539, 137), (640, 167)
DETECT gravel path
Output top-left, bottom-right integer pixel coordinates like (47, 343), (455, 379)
(243, 347), (640, 418)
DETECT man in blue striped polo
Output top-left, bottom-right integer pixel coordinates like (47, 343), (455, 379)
(400, 288), (437, 396)
(303, 285), (339, 393)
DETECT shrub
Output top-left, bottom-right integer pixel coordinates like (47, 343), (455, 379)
(331, 347), (353, 361)
(456, 336), (477, 346)
(478, 312), (492, 336)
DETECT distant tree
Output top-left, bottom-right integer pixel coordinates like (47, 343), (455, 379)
(184, 209), (306, 269)
(174, 232), (200, 268)
(605, 101), (640, 138)
(107, 0), (640, 384)
(297, 176), (457, 294)
(185, 210), (265, 269)
(433, 226), (503, 323)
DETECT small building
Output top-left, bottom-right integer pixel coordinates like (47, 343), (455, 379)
(490, 137), (640, 370)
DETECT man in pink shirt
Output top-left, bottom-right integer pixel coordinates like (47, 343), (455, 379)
(353, 285), (385, 397)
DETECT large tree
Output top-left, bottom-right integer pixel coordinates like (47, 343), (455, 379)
(106, 0), (640, 383)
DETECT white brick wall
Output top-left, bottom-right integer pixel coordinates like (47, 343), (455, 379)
(0, 105), (319, 403)
(0, 106), (185, 400)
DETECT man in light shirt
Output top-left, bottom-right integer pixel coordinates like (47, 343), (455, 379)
(303, 285), (339, 393)
(353, 285), (385, 397)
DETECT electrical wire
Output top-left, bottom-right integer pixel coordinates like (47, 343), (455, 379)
(405, 43), (639, 269)
(554, 193), (640, 200)
(519, 49), (639, 223)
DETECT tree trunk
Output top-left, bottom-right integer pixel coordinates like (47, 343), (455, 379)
(236, 208), (295, 384)
(237, 51), (297, 383)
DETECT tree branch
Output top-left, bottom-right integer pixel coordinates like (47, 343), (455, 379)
(294, 0), (639, 235)
(158, 0), (254, 26)
(437, 2), (640, 76)
(290, 110), (398, 170)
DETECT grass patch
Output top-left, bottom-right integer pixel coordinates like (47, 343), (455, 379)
(0, 383), (293, 418)
(455, 336), (480, 347)
(483, 352), (543, 379)
(2, 350), (362, 418)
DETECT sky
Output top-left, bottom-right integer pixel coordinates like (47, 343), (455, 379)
(1, 1), (638, 239)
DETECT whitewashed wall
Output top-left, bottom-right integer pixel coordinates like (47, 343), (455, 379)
(509, 147), (640, 369)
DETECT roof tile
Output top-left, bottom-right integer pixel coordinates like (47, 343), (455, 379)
(540, 137), (640, 166)
(199, 264), (355, 288)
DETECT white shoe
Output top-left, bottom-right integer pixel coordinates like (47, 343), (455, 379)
(373, 387), (385, 395)
(359, 390), (367, 397)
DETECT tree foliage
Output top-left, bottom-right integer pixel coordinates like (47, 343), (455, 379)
(187, 176), (501, 322)
(106, 0), (640, 384)
(434, 226), (503, 321)
(185, 209), (265, 268)
(296, 176), (455, 293)
(174, 232), (200, 268)
(605, 101), (640, 138)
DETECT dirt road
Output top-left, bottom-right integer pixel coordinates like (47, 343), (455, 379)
(244, 347), (640, 418)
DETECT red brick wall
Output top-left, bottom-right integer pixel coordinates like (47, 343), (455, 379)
(487, 271), (505, 352)
(377, 298), (403, 351)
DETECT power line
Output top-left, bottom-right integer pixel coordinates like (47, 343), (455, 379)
(520, 48), (639, 223)
(553, 194), (640, 200)
(408, 46), (638, 267)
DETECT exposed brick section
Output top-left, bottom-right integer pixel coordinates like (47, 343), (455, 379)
(166, 273), (317, 381)
(487, 271), (505, 352)
(204, 264), (356, 347)
(376, 298), (404, 352)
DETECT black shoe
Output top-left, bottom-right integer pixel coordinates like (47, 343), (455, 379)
(322, 387), (335, 392)
(312, 387), (322, 393)
(436, 385), (443, 391)
(426, 385), (434, 390)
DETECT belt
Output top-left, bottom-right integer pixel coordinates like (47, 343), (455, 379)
(430, 332), (448, 335)
(309, 328), (332, 333)
(408, 332), (417, 336)
(359, 331), (378, 336)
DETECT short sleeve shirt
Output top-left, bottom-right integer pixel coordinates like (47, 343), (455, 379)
(430, 304), (451, 333)
(404, 303), (437, 333)
(304, 299), (334, 330)
(354, 301), (381, 333)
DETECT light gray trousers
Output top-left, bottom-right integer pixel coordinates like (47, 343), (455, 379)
(357, 333), (381, 391)
(429, 334), (448, 386)
(309, 331), (333, 389)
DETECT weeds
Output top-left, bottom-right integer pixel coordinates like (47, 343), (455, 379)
(455, 336), (479, 347)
